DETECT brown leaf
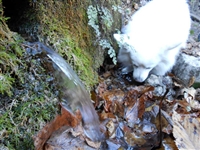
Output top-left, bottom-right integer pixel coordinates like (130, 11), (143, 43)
(172, 103), (200, 149)
(85, 138), (101, 149)
(125, 86), (154, 120)
(34, 106), (81, 150)
(45, 126), (95, 150)
(188, 76), (195, 87)
(96, 82), (107, 98)
(106, 120), (116, 138)
(112, 101), (124, 118)
(100, 112), (116, 120)
(139, 85), (154, 98)
(125, 99), (139, 123)
(103, 89), (125, 102)
(102, 89), (125, 112)
(124, 90), (139, 108)
(176, 100), (191, 114)
(102, 71), (112, 78)
(161, 135), (178, 150)
(44, 125), (99, 150)
(138, 96), (146, 119)
(124, 131), (146, 146)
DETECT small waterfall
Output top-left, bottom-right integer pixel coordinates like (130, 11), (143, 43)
(25, 42), (104, 141)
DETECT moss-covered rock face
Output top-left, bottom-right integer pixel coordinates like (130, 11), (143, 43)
(0, 0), (121, 148)
(0, 2), (24, 96)
(0, 1), (58, 149)
(2, 0), (122, 89)
(23, 0), (100, 88)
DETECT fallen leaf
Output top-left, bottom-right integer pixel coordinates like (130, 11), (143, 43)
(100, 112), (116, 120)
(172, 103), (200, 150)
(125, 99), (139, 124)
(85, 138), (101, 149)
(96, 81), (107, 98)
(102, 89), (125, 112)
(34, 106), (81, 150)
(106, 120), (116, 138)
(45, 125), (95, 150)
(102, 71), (112, 78)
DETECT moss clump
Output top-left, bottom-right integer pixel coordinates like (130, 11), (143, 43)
(0, 3), (24, 96)
(0, 1), (59, 149)
(0, 91), (58, 149)
(0, 0), (122, 148)
(33, 0), (99, 90)
(0, 51), (59, 149)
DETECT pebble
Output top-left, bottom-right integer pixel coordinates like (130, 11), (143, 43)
(186, 43), (192, 49)
(133, 3), (139, 10)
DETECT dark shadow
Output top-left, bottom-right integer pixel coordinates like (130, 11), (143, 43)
(2, 0), (30, 32)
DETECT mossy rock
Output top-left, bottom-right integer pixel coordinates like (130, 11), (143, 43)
(0, 0), (122, 148)
(3, 0), (122, 89)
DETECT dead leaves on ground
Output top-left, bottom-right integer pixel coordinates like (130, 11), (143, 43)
(95, 69), (200, 149)
(33, 106), (82, 150)
(34, 69), (200, 149)
(172, 89), (200, 150)
(95, 72), (163, 149)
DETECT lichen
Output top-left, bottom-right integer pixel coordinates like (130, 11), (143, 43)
(87, 4), (118, 65)
(87, 5), (101, 37)
(99, 39), (117, 64)
(98, 6), (113, 30)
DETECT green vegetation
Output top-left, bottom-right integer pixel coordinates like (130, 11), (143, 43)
(0, 0), (101, 148)
(190, 30), (194, 35)
(0, 44), (59, 149)
(0, 15), (24, 96)
(0, 1), (58, 149)
(0, 92), (58, 149)
(0, 0), (121, 148)
(35, 0), (99, 89)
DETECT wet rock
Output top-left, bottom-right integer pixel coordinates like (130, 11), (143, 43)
(172, 53), (200, 87)
(145, 74), (175, 100)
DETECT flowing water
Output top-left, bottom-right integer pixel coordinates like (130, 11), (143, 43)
(25, 42), (104, 141)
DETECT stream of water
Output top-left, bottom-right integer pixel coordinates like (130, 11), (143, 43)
(25, 42), (104, 142)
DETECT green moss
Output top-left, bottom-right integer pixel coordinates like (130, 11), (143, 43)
(190, 30), (194, 35)
(0, 2), (25, 96)
(0, 73), (14, 96)
(0, 55), (59, 149)
(0, 0), (121, 148)
(34, 0), (99, 89)
(0, 1), (59, 149)
(0, 94), (57, 149)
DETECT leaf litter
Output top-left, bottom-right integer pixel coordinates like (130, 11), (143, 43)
(34, 62), (200, 149)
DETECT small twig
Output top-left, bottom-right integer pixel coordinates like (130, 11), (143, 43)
(21, 43), (35, 50)
(161, 109), (173, 126)
(158, 88), (169, 148)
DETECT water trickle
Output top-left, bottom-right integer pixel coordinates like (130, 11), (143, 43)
(24, 42), (104, 141)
